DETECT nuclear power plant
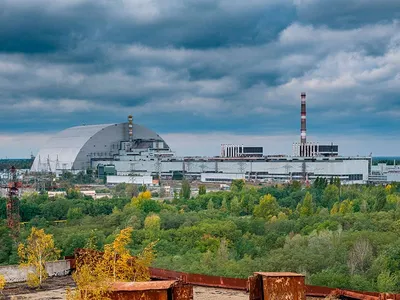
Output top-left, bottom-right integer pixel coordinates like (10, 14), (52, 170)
(31, 93), (371, 184)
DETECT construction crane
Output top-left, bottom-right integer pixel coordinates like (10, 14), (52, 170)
(3, 166), (22, 239)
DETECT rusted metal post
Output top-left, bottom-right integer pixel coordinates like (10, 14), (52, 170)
(109, 280), (193, 300)
(249, 272), (305, 300)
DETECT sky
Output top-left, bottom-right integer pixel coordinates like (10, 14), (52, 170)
(0, 0), (399, 158)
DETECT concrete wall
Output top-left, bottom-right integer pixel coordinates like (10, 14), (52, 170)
(107, 175), (153, 185)
(201, 173), (245, 183)
(95, 157), (370, 182)
(0, 260), (71, 283)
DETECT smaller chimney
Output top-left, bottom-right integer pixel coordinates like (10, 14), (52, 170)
(128, 115), (133, 142)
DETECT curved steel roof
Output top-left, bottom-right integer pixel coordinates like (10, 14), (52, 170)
(31, 123), (169, 172)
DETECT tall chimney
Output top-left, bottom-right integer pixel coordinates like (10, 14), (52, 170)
(128, 115), (133, 142)
(300, 92), (306, 144)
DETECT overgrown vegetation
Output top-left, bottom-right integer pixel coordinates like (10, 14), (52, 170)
(1, 179), (400, 292)
(67, 227), (156, 299)
(0, 274), (5, 296)
(18, 227), (60, 288)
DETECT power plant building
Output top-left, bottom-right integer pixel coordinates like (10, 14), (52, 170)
(31, 93), (372, 184)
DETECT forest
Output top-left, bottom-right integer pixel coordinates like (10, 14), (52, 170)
(1, 178), (400, 293)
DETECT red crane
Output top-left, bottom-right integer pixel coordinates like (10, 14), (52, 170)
(5, 166), (22, 239)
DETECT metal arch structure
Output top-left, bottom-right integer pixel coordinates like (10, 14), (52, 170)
(31, 122), (170, 172)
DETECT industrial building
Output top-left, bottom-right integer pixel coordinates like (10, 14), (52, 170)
(31, 95), (372, 184)
(369, 163), (400, 183)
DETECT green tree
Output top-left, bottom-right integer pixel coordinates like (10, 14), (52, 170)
(377, 271), (398, 292)
(198, 185), (206, 195)
(0, 226), (12, 264)
(181, 180), (191, 199)
(240, 194), (256, 215)
(20, 201), (41, 222)
(313, 177), (328, 190)
(67, 207), (84, 221)
(144, 214), (161, 240)
(231, 179), (245, 192)
(221, 198), (228, 212)
(253, 194), (279, 220)
(290, 181), (302, 191)
(230, 196), (241, 216)
(41, 198), (72, 220)
(125, 184), (139, 198)
(85, 230), (100, 250)
(277, 211), (288, 221)
(333, 177), (341, 189)
(66, 188), (81, 199)
(144, 214), (160, 229)
(207, 199), (215, 210)
(322, 185), (339, 209)
(298, 192), (314, 217)
(374, 188), (387, 211)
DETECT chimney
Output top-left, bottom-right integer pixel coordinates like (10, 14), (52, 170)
(128, 115), (133, 142)
(300, 92), (306, 144)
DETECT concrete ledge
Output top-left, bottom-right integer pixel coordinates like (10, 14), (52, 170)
(0, 260), (71, 283)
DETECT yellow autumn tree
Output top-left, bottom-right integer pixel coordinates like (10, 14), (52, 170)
(0, 274), (5, 295)
(385, 184), (394, 194)
(141, 190), (152, 200)
(102, 227), (136, 282)
(18, 227), (60, 288)
(68, 248), (111, 300)
(131, 190), (152, 208)
(339, 199), (353, 214)
(101, 227), (157, 282)
(330, 202), (340, 215)
(68, 227), (157, 299)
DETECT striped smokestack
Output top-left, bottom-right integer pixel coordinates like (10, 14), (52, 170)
(128, 115), (133, 142)
(300, 92), (306, 144)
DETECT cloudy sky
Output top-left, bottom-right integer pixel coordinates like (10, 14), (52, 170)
(0, 0), (399, 158)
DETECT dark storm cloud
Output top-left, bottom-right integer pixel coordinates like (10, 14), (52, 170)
(0, 1), (107, 53)
(0, 0), (399, 148)
(295, 0), (400, 29)
(0, 0), (294, 55)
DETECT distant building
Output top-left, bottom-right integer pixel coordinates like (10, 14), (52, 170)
(31, 92), (373, 185)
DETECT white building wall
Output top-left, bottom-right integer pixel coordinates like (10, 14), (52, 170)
(201, 173), (245, 182)
(95, 158), (370, 183)
(387, 172), (400, 182)
(107, 175), (153, 185)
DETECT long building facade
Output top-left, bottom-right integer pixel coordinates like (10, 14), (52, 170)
(93, 156), (370, 184)
(31, 119), (372, 184)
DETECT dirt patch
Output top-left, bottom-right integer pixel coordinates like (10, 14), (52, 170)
(193, 286), (248, 300)
(3, 276), (326, 299)
(3, 276), (250, 300)
(2, 276), (75, 299)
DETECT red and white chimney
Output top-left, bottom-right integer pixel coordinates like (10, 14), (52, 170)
(300, 92), (307, 144)
(128, 115), (133, 142)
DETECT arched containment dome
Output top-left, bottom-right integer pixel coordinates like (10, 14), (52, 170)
(31, 122), (170, 172)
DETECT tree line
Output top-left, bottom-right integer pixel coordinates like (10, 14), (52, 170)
(1, 179), (400, 292)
